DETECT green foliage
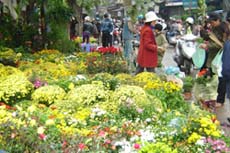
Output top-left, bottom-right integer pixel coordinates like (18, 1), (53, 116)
(46, 0), (75, 53)
(0, 14), (17, 47)
(146, 88), (188, 111)
(46, 0), (72, 23)
(183, 76), (194, 92)
(124, 0), (151, 22)
(90, 73), (119, 90)
(139, 142), (178, 153)
(46, 23), (76, 53)
(195, 76), (212, 85)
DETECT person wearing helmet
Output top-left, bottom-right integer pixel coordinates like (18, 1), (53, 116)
(185, 17), (194, 34)
(83, 16), (94, 44)
(185, 17), (199, 35)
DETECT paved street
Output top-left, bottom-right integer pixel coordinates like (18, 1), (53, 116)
(162, 45), (230, 135)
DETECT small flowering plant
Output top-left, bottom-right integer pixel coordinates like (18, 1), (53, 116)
(0, 73), (34, 105)
(203, 137), (230, 153)
(32, 85), (66, 106)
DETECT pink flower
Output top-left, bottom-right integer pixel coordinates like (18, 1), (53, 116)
(105, 139), (111, 144)
(99, 130), (106, 137)
(78, 143), (86, 150)
(62, 140), (68, 148)
(136, 108), (143, 113)
(134, 143), (141, 149)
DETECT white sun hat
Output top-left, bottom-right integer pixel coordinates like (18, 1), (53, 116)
(145, 11), (159, 23)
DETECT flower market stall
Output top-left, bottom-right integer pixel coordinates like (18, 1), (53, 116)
(0, 47), (230, 153)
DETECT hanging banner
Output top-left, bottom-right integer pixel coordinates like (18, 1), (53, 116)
(183, 0), (198, 10)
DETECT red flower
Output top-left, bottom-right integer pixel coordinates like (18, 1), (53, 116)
(0, 102), (16, 110)
(197, 68), (208, 77)
(96, 46), (121, 54)
(38, 133), (46, 140)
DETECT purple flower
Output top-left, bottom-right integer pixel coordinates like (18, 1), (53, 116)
(34, 80), (42, 88)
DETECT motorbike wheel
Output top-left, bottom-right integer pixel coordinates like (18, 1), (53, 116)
(184, 59), (191, 75)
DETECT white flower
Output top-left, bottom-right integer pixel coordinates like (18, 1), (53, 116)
(130, 135), (139, 142)
(195, 137), (205, 146)
(75, 75), (86, 81)
(145, 118), (151, 122)
(12, 112), (17, 117)
(45, 119), (55, 126)
(37, 126), (45, 134)
(140, 129), (156, 142)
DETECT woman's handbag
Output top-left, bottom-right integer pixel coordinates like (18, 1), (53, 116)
(209, 32), (223, 76)
(211, 49), (223, 76)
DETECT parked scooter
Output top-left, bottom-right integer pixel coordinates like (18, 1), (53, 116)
(173, 34), (198, 75)
(166, 30), (181, 46)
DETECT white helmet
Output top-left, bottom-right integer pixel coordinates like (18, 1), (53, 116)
(186, 17), (194, 24)
(85, 16), (91, 21)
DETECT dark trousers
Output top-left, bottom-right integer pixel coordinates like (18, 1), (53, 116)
(216, 77), (226, 104)
(83, 32), (90, 43)
(102, 32), (112, 47)
(135, 65), (155, 75)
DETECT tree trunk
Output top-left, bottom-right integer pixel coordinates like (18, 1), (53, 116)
(40, 0), (46, 48)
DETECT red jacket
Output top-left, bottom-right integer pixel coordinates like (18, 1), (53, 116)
(137, 25), (158, 67)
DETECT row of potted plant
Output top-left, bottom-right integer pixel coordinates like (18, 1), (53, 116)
(0, 47), (229, 152)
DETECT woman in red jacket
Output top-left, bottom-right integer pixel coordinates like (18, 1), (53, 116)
(135, 11), (159, 75)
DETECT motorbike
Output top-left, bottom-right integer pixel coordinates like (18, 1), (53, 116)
(173, 34), (198, 75)
(166, 30), (181, 46)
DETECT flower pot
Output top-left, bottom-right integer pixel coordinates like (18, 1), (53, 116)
(183, 92), (192, 100)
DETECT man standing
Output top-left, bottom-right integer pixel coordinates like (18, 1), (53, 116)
(100, 13), (114, 47)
